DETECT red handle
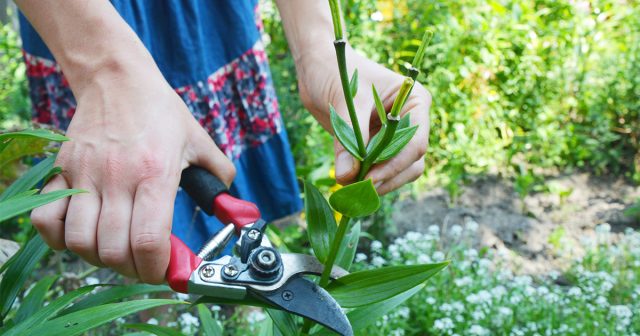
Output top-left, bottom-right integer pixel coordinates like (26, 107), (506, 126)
(213, 193), (261, 234)
(167, 235), (202, 293)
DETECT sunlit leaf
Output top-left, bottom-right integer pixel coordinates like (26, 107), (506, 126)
(372, 85), (386, 125)
(0, 234), (49, 317)
(304, 180), (336, 263)
(329, 179), (380, 218)
(0, 189), (85, 222)
(197, 304), (223, 336)
(330, 105), (363, 161)
(397, 113), (411, 129)
(335, 222), (361, 270)
(349, 69), (358, 98)
(326, 262), (449, 307)
(124, 323), (182, 336)
(374, 125), (418, 163)
(23, 299), (185, 336)
(0, 129), (69, 143)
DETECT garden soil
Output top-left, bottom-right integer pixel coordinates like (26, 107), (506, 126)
(393, 173), (640, 274)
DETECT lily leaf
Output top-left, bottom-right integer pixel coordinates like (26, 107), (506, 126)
(0, 155), (56, 202)
(398, 113), (411, 129)
(0, 129), (69, 143)
(329, 179), (380, 218)
(0, 234), (49, 317)
(330, 105), (363, 161)
(23, 299), (185, 336)
(372, 85), (386, 125)
(366, 125), (386, 154)
(60, 284), (171, 315)
(13, 275), (58, 324)
(326, 262), (449, 308)
(197, 304), (223, 336)
(349, 69), (358, 98)
(304, 180), (337, 263)
(124, 323), (182, 336)
(374, 125), (418, 163)
(267, 308), (298, 336)
(335, 221), (361, 270)
(0, 189), (85, 222)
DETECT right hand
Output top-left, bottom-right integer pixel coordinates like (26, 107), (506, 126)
(31, 65), (235, 284)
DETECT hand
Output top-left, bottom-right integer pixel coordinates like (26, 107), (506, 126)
(296, 46), (431, 195)
(31, 65), (235, 283)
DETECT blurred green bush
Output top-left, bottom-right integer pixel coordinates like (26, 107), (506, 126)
(263, 0), (640, 188)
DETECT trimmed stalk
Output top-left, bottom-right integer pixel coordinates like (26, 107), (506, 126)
(334, 40), (366, 157)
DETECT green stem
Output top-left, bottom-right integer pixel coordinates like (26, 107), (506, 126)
(319, 215), (351, 287)
(334, 40), (366, 157)
(328, 0), (344, 40)
(356, 120), (399, 180)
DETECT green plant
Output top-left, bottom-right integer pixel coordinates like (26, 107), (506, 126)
(0, 129), (184, 335)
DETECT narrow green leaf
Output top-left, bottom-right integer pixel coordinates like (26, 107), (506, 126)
(304, 180), (337, 263)
(0, 189), (85, 222)
(23, 299), (184, 336)
(374, 125), (419, 163)
(335, 222), (361, 271)
(193, 295), (269, 308)
(3, 285), (99, 336)
(366, 125), (387, 155)
(0, 138), (12, 153)
(330, 105), (363, 161)
(197, 304), (223, 336)
(349, 69), (358, 97)
(60, 284), (171, 315)
(13, 275), (58, 323)
(258, 317), (275, 336)
(0, 155), (56, 202)
(372, 85), (387, 125)
(267, 308), (297, 336)
(0, 234), (49, 317)
(327, 262), (448, 307)
(398, 113), (411, 129)
(312, 285), (424, 335)
(0, 129), (69, 143)
(124, 323), (183, 336)
(329, 180), (380, 218)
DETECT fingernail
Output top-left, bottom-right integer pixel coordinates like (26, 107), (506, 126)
(335, 152), (355, 178)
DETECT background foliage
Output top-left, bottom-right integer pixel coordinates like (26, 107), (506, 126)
(263, 0), (640, 193)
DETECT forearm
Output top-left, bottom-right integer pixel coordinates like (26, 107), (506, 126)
(16, 0), (161, 97)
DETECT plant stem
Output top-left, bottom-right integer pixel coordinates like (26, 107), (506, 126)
(328, 0), (344, 40)
(319, 215), (351, 287)
(356, 119), (400, 181)
(334, 40), (366, 157)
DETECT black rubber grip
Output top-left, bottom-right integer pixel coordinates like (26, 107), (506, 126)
(180, 166), (228, 215)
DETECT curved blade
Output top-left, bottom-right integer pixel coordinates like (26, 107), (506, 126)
(253, 276), (353, 336)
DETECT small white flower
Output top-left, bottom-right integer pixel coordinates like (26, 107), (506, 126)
(370, 11), (384, 22)
(433, 317), (454, 331)
(468, 324), (490, 336)
(175, 292), (190, 301)
(498, 307), (513, 316)
(247, 310), (267, 324)
(85, 277), (100, 286)
(426, 297), (437, 305)
(372, 256), (386, 267)
(179, 312), (200, 334)
(465, 220), (479, 232)
(568, 287), (582, 297)
(147, 318), (159, 325)
(449, 225), (463, 238)
(432, 251), (445, 262)
(211, 305), (222, 312)
(355, 253), (367, 263)
(428, 225), (440, 236)
(454, 276), (473, 287)
(371, 240), (383, 252)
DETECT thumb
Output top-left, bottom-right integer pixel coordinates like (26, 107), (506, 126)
(334, 140), (361, 185)
(185, 121), (236, 187)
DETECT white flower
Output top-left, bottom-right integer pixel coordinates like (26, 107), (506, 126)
(498, 307), (513, 316)
(370, 11), (384, 22)
(449, 225), (463, 238)
(432, 251), (445, 262)
(211, 305), (222, 312)
(454, 276), (473, 287)
(355, 253), (367, 263)
(371, 240), (383, 252)
(372, 256), (386, 267)
(247, 310), (267, 324)
(147, 318), (159, 325)
(397, 307), (410, 319)
(471, 310), (485, 320)
(468, 325), (490, 336)
(428, 225), (440, 235)
(175, 292), (190, 301)
(426, 297), (437, 305)
(417, 253), (432, 264)
(466, 220), (479, 232)
(595, 223), (611, 234)
(464, 249), (479, 260)
(85, 277), (100, 286)
(491, 285), (507, 299)
(433, 317), (454, 331)
(178, 312), (200, 334)
(568, 287), (582, 297)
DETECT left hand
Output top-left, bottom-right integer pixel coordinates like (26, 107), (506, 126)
(296, 45), (431, 195)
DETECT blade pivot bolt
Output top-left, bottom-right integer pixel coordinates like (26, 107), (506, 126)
(281, 289), (294, 301)
(247, 229), (261, 240)
(257, 249), (277, 268)
(223, 264), (239, 278)
(200, 265), (215, 279)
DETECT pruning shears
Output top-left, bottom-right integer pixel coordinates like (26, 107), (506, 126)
(167, 166), (353, 336)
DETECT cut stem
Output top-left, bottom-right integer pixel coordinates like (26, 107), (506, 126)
(319, 215), (351, 287)
(334, 40), (366, 157)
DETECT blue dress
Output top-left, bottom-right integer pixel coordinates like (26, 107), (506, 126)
(19, 0), (302, 253)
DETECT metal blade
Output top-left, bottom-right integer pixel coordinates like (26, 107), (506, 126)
(253, 276), (353, 336)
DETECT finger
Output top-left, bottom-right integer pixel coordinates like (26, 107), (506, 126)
(185, 120), (236, 186)
(97, 188), (137, 278)
(31, 174), (70, 250)
(131, 175), (178, 284)
(376, 159), (425, 195)
(65, 182), (103, 266)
